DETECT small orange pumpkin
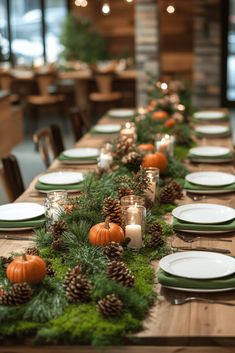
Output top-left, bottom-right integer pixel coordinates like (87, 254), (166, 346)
(152, 111), (169, 121)
(89, 218), (125, 246)
(164, 118), (176, 128)
(138, 143), (155, 152)
(6, 254), (46, 284)
(141, 152), (168, 173)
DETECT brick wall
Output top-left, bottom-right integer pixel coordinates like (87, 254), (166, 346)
(193, 0), (222, 107)
(135, 0), (160, 106)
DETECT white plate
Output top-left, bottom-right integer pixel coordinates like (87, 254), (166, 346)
(39, 172), (84, 185)
(186, 172), (235, 187)
(108, 109), (135, 118)
(195, 125), (229, 135)
(189, 146), (230, 157)
(63, 148), (99, 158)
(161, 285), (235, 293)
(0, 203), (45, 221)
(159, 251), (235, 279)
(93, 124), (121, 133)
(172, 203), (235, 224)
(186, 189), (233, 195)
(188, 158), (233, 164)
(194, 111), (227, 120)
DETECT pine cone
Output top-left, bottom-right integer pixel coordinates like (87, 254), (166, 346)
(149, 222), (165, 248)
(149, 222), (163, 236)
(160, 181), (183, 204)
(64, 203), (76, 215)
(25, 247), (39, 256)
(52, 238), (64, 251)
(0, 282), (32, 306)
(64, 274), (91, 303)
(63, 264), (83, 288)
(117, 187), (134, 199)
(107, 260), (135, 288)
(103, 197), (122, 225)
(51, 220), (68, 239)
(116, 136), (134, 157)
(122, 152), (142, 168)
(97, 294), (123, 317)
(103, 241), (123, 260)
(0, 256), (13, 268)
(46, 261), (56, 277)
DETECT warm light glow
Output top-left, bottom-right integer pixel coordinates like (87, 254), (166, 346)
(161, 82), (168, 90)
(126, 0), (133, 2)
(177, 104), (185, 111)
(102, 3), (110, 14)
(75, 0), (88, 7)
(166, 5), (175, 14)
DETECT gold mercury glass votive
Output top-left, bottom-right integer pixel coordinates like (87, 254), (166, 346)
(44, 190), (68, 224)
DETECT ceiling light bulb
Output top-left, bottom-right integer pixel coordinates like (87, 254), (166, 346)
(102, 3), (110, 14)
(166, 5), (175, 14)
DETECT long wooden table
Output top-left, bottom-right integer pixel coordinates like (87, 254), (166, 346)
(1, 111), (235, 351)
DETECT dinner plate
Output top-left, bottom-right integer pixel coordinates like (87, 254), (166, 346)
(186, 172), (235, 187)
(193, 111), (227, 120)
(161, 285), (235, 293)
(189, 146), (230, 157)
(0, 203), (45, 221)
(93, 124), (121, 133)
(108, 109), (135, 118)
(172, 203), (235, 224)
(195, 125), (229, 135)
(188, 158), (233, 164)
(63, 148), (100, 158)
(39, 172), (84, 185)
(185, 189), (233, 195)
(159, 251), (235, 279)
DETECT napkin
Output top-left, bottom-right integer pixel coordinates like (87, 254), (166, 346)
(188, 151), (233, 160)
(90, 128), (120, 135)
(35, 180), (83, 192)
(184, 180), (235, 192)
(195, 130), (231, 138)
(192, 116), (230, 122)
(58, 153), (98, 162)
(173, 217), (235, 232)
(158, 268), (235, 290)
(0, 215), (45, 229)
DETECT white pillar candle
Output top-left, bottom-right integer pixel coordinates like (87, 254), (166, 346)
(98, 153), (113, 170)
(125, 224), (142, 249)
(127, 204), (140, 223)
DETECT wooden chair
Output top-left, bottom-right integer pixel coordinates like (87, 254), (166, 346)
(69, 107), (90, 141)
(89, 72), (122, 117)
(0, 154), (25, 202)
(33, 124), (65, 168)
(27, 71), (65, 125)
(0, 71), (20, 104)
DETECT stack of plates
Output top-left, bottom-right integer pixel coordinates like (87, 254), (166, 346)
(158, 251), (235, 292)
(107, 108), (135, 119)
(188, 146), (234, 163)
(172, 203), (235, 234)
(193, 111), (229, 122)
(0, 203), (45, 231)
(91, 124), (121, 135)
(58, 148), (100, 164)
(184, 171), (235, 194)
(195, 125), (231, 138)
(35, 171), (84, 193)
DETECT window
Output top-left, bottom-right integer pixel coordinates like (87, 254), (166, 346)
(227, 0), (235, 101)
(0, 0), (68, 65)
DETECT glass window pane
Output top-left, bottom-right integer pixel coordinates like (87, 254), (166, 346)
(227, 0), (235, 100)
(45, 0), (67, 62)
(0, 0), (10, 61)
(10, 0), (43, 66)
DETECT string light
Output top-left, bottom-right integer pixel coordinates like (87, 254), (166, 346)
(75, 0), (88, 7)
(161, 82), (168, 90)
(126, 0), (133, 2)
(166, 5), (175, 14)
(102, 3), (110, 15)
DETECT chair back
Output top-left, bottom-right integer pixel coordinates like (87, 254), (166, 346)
(35, 72), (57, 96)
(69, 107), (90, 141)
(33, 125), (64, 168)
(1, 154), (25, 202)
(0, 72), (13, 91)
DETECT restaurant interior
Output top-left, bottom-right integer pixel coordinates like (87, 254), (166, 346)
(1, 0), (235, 351)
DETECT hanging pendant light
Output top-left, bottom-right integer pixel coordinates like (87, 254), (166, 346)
(102, 2), (111, 15)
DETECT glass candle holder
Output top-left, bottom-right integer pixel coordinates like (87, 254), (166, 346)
(123, 204), (146, 249)
(98, 142), (113, 170)
(120, 122), (137, 141)
(155, 133), (175, 158)
(142, 167), (159, 202)
(44, 190), (68, 224)
(120, 195), (145, 207)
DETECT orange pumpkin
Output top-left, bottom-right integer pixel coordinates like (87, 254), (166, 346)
(89, 218), (125, 246)
(138, 143), (155, 152)
(164, 118), (176, 128)
(6, 254), (46, 284)
(141, 152), (168, 173)
(152, 111), (169, 121)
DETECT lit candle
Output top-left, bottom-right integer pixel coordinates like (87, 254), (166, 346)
(98, 152), (113, 170)
(120, 122), (136, 140)
(125, 224), (142, 249)
(155, 134), (174, 158)
(127, 203), (140, 223)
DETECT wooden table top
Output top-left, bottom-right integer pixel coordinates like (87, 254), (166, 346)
(1, 111), (235, 347)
